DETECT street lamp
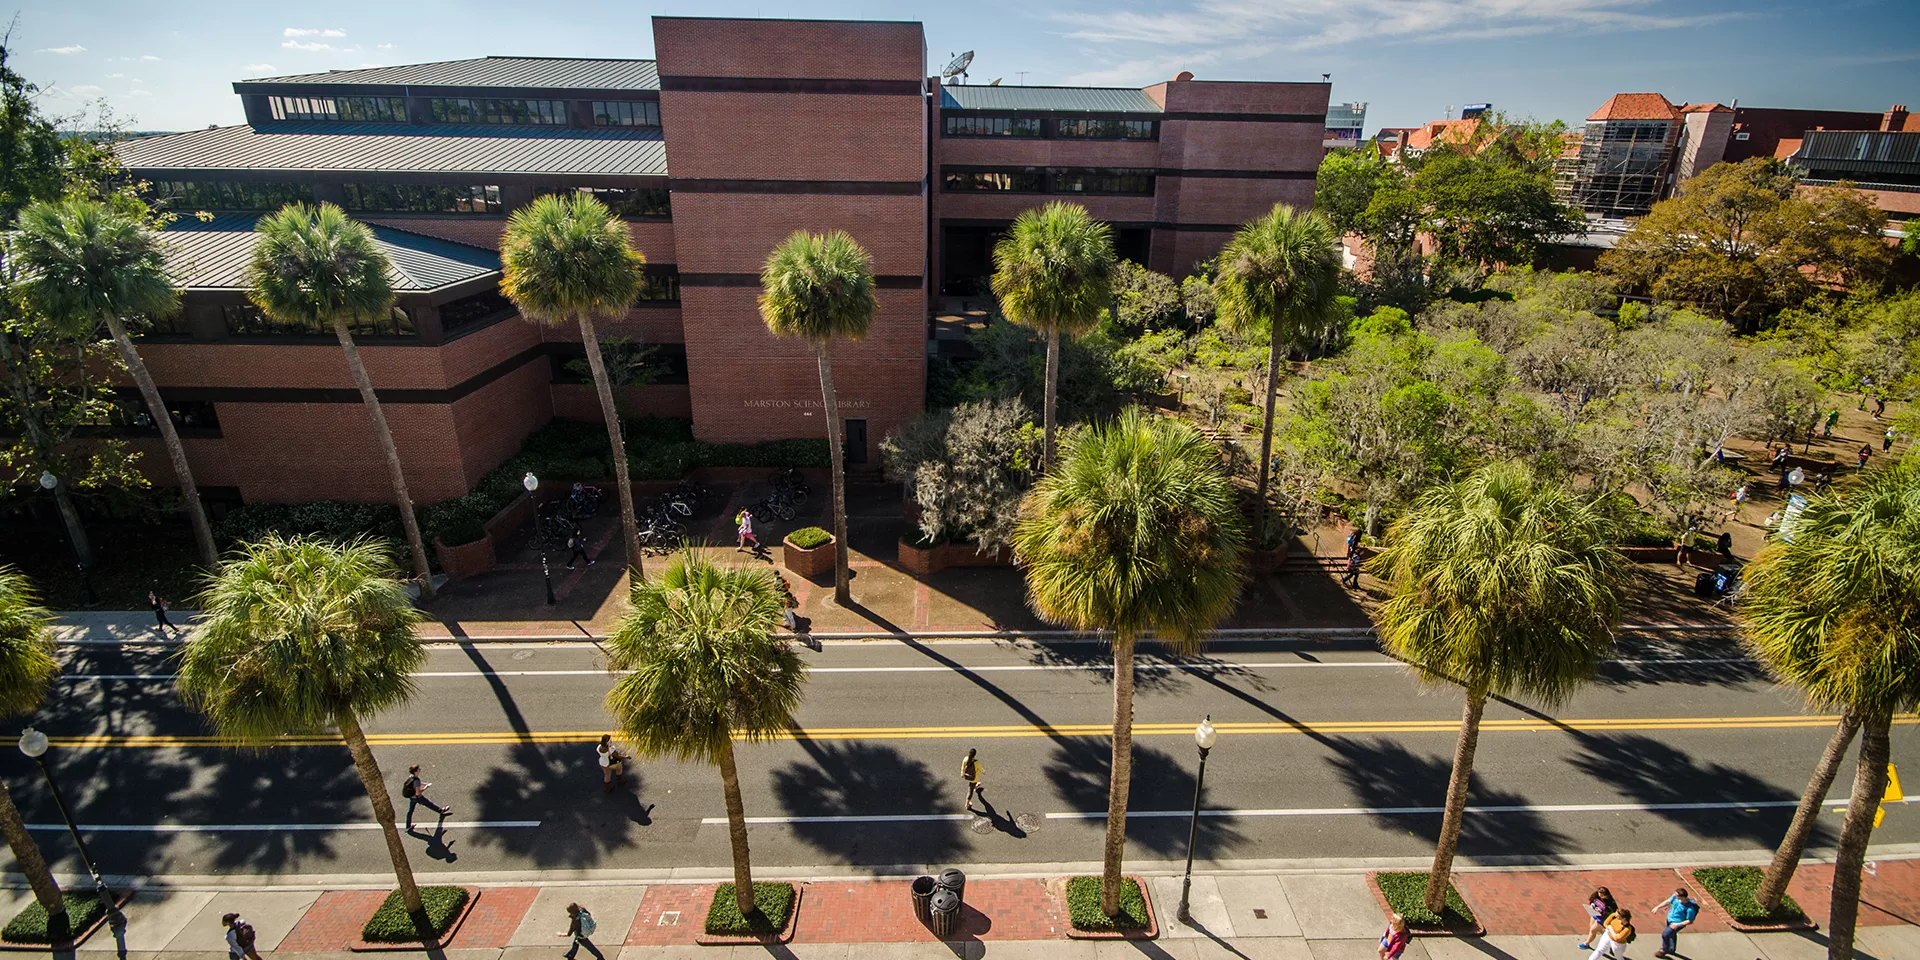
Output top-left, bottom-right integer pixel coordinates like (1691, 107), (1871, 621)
(523, 473), (555, 605)
(17, 728), (123, 928)
(36, 473), (98, 606)
(1177, 715), (1217, 924)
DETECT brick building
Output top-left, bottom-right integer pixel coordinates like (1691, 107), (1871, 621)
(115, 17), (1328, 505)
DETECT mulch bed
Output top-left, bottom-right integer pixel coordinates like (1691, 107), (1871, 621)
(346, 888), (482, 952)
(1365, 872), (1485, 938)
(1053, 876), (1159, 941)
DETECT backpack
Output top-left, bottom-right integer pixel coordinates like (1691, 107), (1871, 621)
(234, 922), (257, 949)
(577, 910), (597, 937)
(402, 777), (418, 799)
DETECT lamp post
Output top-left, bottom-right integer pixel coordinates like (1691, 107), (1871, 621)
(1177, 715), (1217, 924)
(524, 473), (555, 605)
(38, 473), (98, 606)
(17, 728), (122, 927)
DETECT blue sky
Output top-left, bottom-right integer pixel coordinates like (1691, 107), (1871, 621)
(13, 0), (1919, 133)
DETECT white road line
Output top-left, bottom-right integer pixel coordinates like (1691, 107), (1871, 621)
(25, 820), (540, 832)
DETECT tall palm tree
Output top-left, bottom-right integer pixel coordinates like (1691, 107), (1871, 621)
(1011, 408), (1247, 916)
(604, 550), (805, 919)
(991, 202), (1115, 473)
(246, 203), (433, 599)
(760, 230), (875, 606)
(178, 535), (430, 922)
(12, 198), (217, 568)
(1369, 461), (1628, 914)
(1739, 464), (1920, 960)
(0, 568), (68, 934)
(500, 194), (647, 568)
(1214, 204), (1343, 544)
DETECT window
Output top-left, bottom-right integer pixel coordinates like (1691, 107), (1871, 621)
(550, 186), (670, 219)
(591, 100), (661, 128)
(148, 180), (315, 211)
(430, 98), (568, 125)
(943, 115), (1043, 138)
(222, 303), (416, 338)
(132, 311), (193, 338)
(942, 168), (1046, 192)
(635, 267), (679, 303)
(1050, 167), (1155, 195)
(267, 95), (407, 122)
(1056, 118), (1157, 140)
(84, 395), (221, 438)
(438, 289), (517, 335)
(341, 183), (502, 214)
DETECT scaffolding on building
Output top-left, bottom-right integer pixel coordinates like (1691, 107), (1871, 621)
(1568, 119), (1677, 217)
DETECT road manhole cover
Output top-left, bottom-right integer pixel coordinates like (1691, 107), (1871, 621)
(511, 649), (534, 661)
(969, 816), (994, 835)
(1014, 813), (1041, 833)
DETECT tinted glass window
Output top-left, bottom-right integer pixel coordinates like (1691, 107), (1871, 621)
(591, 101), (661, 128)
(430, 98), (568, 125)
(341, 183), (502, 214)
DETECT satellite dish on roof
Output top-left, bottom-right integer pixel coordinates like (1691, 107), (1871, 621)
(942, 51), (974, 84)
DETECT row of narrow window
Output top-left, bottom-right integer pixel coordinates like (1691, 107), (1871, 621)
(147, 181), (672, 218)
(942, 167), (1156, 195)
(266, 95), (661, 128)
(943, 115), (1157, 140)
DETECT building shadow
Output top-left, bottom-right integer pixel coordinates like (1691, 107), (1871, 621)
(1568, 732), (1814, 845)
(1324, 736), (1572, 861)
(1043, 736), (1247, 857)
(465, 742), (646, 867)
(769, 738), (966, 869)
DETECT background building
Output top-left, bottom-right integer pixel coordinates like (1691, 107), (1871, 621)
(1325, 101), (1367, 151)
(1562, 93), (1681, 218)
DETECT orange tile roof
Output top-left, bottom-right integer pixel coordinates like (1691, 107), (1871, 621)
(1589, 93), (1680, 121)
(1774, 137), (1803, 160)
(1681, 102), (1733, 114)
(1405, 118), (1479, 151)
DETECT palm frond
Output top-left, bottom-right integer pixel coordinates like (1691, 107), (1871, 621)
(244, 203), (395, 331)
(990, 202), (1116, 339)
(1214, 203), (1343, 350)
(9, 198), (180, 338)
(0, 567), (59, 717)
(499, 193), (646, 325)
(758, 230), (876, 343)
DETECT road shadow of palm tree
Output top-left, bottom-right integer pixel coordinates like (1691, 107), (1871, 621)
(192, 747), (365, 870)
(1568, 732), (1816, 846)
(770, 738), (965, 870)
(1594, 633), (1769, 688)
(1324, 737), (1572, 860)
(465, 742), (648, 867)
(1016, 643), (1268, 696)
(1043, 737), (1247, 857)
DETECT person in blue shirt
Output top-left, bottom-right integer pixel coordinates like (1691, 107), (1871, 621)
(1650, 887), (1698, 958)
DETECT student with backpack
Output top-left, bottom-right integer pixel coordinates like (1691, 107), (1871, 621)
(961, 748), (984, 811)
(1577, 886), (1617, 951)
(401, 764), (451, 830)
(1650, 888), (1698, 958)
(1589, 907), (1635, 960)
(558, 903), (604, 960)
(223, 913), (261, 960)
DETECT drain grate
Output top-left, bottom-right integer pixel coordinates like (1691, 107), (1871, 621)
(658, 911), (680, 926)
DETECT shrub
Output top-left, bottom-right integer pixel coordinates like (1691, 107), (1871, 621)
(786, 526), (832, 549)
(3, 894), (106, 943)
(436, 517), (487, 546)
(360, 886), (469, 943)
(1373, 872), (1474, 928)
(704, 882), (795, 936)
(1064, 876), (1150, 931)
(1692, 866), (1808, 925)
(214, 500), (401, 547)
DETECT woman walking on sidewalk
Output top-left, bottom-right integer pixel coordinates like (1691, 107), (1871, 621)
(1589, 907), (1635, 960)
(1377, 913), (1409, 960)
(1578, 886), (1617, 951)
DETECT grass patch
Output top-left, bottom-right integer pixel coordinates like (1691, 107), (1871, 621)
(1374, 872), (1475, 928)
(1065, 876), (1150, 931)
(360, 886), (469, 943)
(786, 526), (832, 549)
(3, 893), (107, 943)
(1693, 866), (1809, 925)
(704, 882), (795, 936)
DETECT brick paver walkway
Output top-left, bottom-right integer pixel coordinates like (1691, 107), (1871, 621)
(1785, 859), (1920, 928)
(625, 884), (717, 946)
(1457, 868), (1731, 938)
(796, 878), (1062, 942)
(276, 889), (392, 952)
(445, 886), (539, 949)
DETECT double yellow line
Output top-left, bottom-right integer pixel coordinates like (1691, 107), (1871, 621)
(46, 713), (1911, 750)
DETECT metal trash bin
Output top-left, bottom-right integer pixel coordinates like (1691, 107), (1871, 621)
(936, 867), (967, 903)
(910, 875), (937, 925)
(929, 888), (960, 939)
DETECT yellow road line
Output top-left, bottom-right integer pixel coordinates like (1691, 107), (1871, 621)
(46, 714), (1917, 749)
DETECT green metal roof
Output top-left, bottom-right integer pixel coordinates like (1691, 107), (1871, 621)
(941, 85), (1161, 113)
(160, 215), (501, 292)
(238, 57), (659, 91)
(117, 123), (667, 177)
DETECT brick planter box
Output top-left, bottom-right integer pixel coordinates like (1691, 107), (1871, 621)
(899, 538), (1014, 577)
(1248, 541), (1290, 574)
(434, 535), (494, 581)
(783, 535), (835, 578)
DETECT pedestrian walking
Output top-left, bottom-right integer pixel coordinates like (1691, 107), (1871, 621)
(1340, 549), (1362, 588)
(1716, 530), (1733, 558)
(1675, 522), (1698, 567)
(1377, 913), (1409, 960)
(1859, 444), (1873, 469)
(1345, 529), (1361, 556)
(961, 748), (984, 811)
(400, 764), (451, 830)
(149, 589), (179, 639)
(1730, 484), (1748, 506)
(565, 523), (594, 570)
(1650, 888), (1698, 958)
(222, 913), (262, 960)
(1874, 396), (1887, 420)
(736, 508), (759, 552)
(596, 735), (627, 793)
(1886, 425), (1897, 452)
(1589, 908), (1635, 960)
(777, 574), (800, 631)
(558, 903), (605, 960)
(1578, 886), (1618, 951)
(1771, 444), (1789, 471)
(1824, 409), (1839, 437)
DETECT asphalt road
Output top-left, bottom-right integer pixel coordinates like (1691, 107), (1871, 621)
(6, 632), (1916, 878)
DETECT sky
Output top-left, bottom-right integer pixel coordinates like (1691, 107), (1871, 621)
(11, 0), (1920, 133)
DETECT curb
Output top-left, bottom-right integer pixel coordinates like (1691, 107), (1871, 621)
(345, 887), (483, 952)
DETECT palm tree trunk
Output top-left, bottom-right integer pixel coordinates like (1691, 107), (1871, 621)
(103, 315), (218, 569)
(336, 708), (425, 918)
(1099, 631), (1137, 917)
(716, 737), (757, 918)
(1252, 337), (1282, 545)
(580, 315), (641, 578)
(333, 320), (433, 600)
(1827, 711), (1890, 960)
(51, 482), (93, 569)
(1042, 327), (1061, 474)
(1756, 713), (1859, 911)
(0, 780), (66, 931)
(1427, 690), (1487, 914)
(815, 341), (850, 606)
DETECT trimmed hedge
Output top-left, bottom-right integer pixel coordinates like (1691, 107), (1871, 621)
(704, 882), (795, 936)
(437, 516), (486, 546)
(1693, 866), (1808, 926)
(360, 886), (469, 943)
(1374, 872), (1475, 928)
(3, 893), (106, 944)
(1065, 876), (1150, 932)
(786, 526), (832, 549)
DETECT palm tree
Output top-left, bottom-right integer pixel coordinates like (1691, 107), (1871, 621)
(1214, 204), (1343, 545)
(1011, 408), (1247, 916)
(178, 535), (430, 922)
(760, 230), (875, 606)
(1739, 464), (1920, 960)
(246, 203), (433, 599)
(991, 202), (1115, 473)
(500, 194), (647, 568)
(0, 568), (68, 934)
(604, 550), (805, 919)
(11, 199), (218, 567)
(1369, 461), (1628, 914)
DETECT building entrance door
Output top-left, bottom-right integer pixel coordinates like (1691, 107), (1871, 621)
(844, 418), (868, 465)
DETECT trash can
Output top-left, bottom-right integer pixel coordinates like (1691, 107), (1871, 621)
(929, 888), (960, 939)
(910, 875), (936, 925)
(936, 867), (967, 903)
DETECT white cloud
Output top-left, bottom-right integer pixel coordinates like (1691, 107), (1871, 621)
(281, 40), (334, 51)
(36, 44), (85, 54)
(243, 63), (276, 72)
(284, 27), (346, 37)
(377, 43), (393, 50)
(105, 72), (124, 78)
(67, 84), (104, 96)
(140, 55), (161, 61)
(127, 89), (152, 97)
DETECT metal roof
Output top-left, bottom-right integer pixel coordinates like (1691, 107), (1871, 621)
(117, 124), (667, 177)
(160, 215), (501, 292)
(941, 85), (1161, 113)
(239, 57), (659, 91)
